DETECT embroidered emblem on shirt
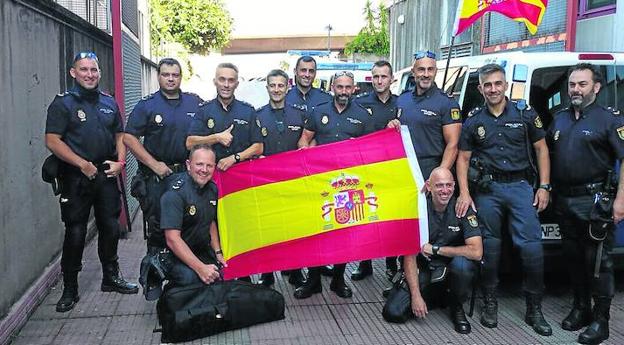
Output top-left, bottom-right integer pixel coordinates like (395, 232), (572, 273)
(207, 118), (215, 129)
(321, 115), (329, 125)
(451, 108), (461, 120)
(534, 116), (543, 128)
(186, 112), (195, 118)
(616, 126), (624, 140)
(154, 114), (163, 124)
(77, 109), (87, 122)
(477, 125), (486, 140)
(347, 117), (362, 124)
(234, 119), (248, 125)
(505, 122), (524, 129)
(448, 225), (460, 232)
(467, 214), (479, 228)
(188, 205), (196, 216)
(421, 109), (438, 117)
(366, 108), (373, 115)
(99, 108), (113, 114)
(261, 127), (268, 137)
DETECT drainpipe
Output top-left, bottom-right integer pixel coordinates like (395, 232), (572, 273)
(565, 0), (577, 51)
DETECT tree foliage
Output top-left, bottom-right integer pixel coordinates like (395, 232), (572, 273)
(344, 0), (390, 56)
(149, 0), (232, 56)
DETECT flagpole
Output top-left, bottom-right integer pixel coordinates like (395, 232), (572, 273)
(441, 35), (456, 93)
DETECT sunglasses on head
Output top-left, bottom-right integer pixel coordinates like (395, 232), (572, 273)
(333, 71), (354, 79)
(414, 50), (436, 60)
(73, 52), (99, 63)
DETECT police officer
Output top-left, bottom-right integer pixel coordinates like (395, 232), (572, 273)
(255, 69), (308, 288)
(396, 50), (462, 180)
(455, 63), (552, 336)
(285, 55), (332, 115)
(160, 144), (226, 286)
(295, 71), (374, 299)
(383, 168), (482, 334)
(124, 58), (203, 249)
(45, 52), (138, 313)
(547, 63), (624, 345)
(186, 62), (263, 171)
(351, 60), (401, 281)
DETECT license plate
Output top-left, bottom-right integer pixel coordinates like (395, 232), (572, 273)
(541, 223), (561, 240)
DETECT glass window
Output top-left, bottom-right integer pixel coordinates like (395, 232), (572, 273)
(587, 0), (616, 11)
(579, 0), (616, 18)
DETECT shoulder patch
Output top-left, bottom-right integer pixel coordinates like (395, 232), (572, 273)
(172, 178), (184, 190)
(467, 107), (481, 118)
(466, 214), (479, 228)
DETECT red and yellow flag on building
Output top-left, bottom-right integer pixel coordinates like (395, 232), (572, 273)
(454, 0), (548, 36)
(214, 128), (429, 279)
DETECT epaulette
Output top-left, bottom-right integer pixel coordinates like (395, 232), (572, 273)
(141, 93), (155, 101)
(512, 99), (532, 111)
(238, 99), (255, 109)
(355, 92), (369, 99)
(171, 178), (185, 190)
(99, 90), (113, 98)
(467, 107), (481, 118)
(184, 91), (204, 102)
(56, 91), (70, 97)
(606, 106), (621, 116)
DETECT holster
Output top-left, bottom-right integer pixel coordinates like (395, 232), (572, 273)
(130, 171), (148, 200)
(468, 156), (491, 193)
(589, 192), (614, 242)
(417, 254), (449, 284)
(41, 154), (62, 195)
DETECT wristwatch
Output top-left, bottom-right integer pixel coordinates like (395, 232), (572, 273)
(234, 153), (241, 163)
(539, 183), (552, 192)
(432, 245), (440, 256)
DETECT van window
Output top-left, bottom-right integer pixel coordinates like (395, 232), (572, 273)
(530, 64), (624, 128)
(436, 66), (468, 100)
(461, 70), (483, 118)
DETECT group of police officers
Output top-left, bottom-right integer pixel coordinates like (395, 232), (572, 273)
(44, 50), (623, 344)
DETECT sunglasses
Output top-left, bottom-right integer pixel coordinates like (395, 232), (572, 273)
(333, 71), (354, 79)
(74, 52), (99, 63)
(414, 50), (436, 60)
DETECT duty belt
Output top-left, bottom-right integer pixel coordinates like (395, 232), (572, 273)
(487, 170), (527, 183)
(557, 182), (604, 197)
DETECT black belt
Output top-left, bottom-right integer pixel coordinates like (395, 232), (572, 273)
(487, 170), (527, 183)
(557, 182), (604, 197)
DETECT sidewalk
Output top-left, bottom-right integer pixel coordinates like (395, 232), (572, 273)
(10, 214), (624, 345)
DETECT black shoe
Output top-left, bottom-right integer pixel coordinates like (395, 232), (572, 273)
(329, 279), (353, 298)
(525, 293), (552, 336)
(257, 273), (275, 287)
(351, 261), (373, 281)
(101, 270), (139, 294)
(578, 320), (609, 345)
(56, 286), (79, 313)
(562, 307), (591, 331)
(320, 265), (334, 277)
(578, 297), (611, 345)
(481, 289), (498, 328)
(451, 303), (471, 334)
(294, 281), (322, 299)
(287, 270), (306, 288)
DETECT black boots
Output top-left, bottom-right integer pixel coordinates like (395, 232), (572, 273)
(56, 273), (79, 313)
(351, 260), (373, 281)
(480, 288), (498, 328)
(287, 270), (306, 288)
(525, 293), (552, 336)
(578, 297), (611, 345)
(257, 272), (275, 287)
(101, 263), (139, 294)
(562, 291), (591, 331)
(450, 297), (471, 334)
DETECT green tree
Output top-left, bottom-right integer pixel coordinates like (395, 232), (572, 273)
(344, 0), (390, 56)
(149, 0), (232, 56)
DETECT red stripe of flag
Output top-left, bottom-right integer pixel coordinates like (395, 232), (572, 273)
(215, 129), (406, 197)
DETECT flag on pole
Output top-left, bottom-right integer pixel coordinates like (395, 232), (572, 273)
(214, 128), (429, 279)
(453, 0), (548, 36)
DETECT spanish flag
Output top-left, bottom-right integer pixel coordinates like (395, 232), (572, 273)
(454, 0), (548, 36)
(215, 128), (428, 279)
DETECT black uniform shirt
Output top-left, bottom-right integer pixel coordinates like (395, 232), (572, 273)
(256, 103), (306, 156)
(188, 98), (262, 161)
(354, 92), (398, 131)
(45, 86), (122, 163)
(460, 100), (545, 173)
(160, 173), (218, 262)
(305, 100), (374, 145)
(125, 91), (203, 165)
(427, 197), (481, 248)
(397, 85), (462, 159)
(548, 103), (624, 186)
(285, 86), (332, 115)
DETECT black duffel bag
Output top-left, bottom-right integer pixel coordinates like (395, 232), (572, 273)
(156, 280), (285, 343)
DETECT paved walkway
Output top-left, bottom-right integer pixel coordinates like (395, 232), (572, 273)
(10, 214), (624, 344)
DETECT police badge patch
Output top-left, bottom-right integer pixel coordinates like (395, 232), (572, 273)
(207, 118), (215, 129)
(534, 116), (543, 129)
(451, 108), (460, 120)
(188, 205), (196, 216)
(617, 126), (624, 140)
(155, 114), (163, 124)
(477, 126), (486, 140)
(321, 115), (329, 125)
(77, 109), (87, 122)
(467, 214), (479, 228)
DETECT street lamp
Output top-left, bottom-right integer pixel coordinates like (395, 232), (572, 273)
(325, 24), (333, 52)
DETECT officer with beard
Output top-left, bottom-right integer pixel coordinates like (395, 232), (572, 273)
(547, 63), (624, 345)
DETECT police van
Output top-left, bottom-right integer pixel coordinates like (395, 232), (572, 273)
(315, 61), (374, 95)
(392, 51), (624, 270)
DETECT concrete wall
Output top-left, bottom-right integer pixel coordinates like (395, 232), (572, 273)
(0, 0), (113, 318)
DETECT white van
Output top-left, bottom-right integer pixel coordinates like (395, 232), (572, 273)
(392, 51), (624, 269)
